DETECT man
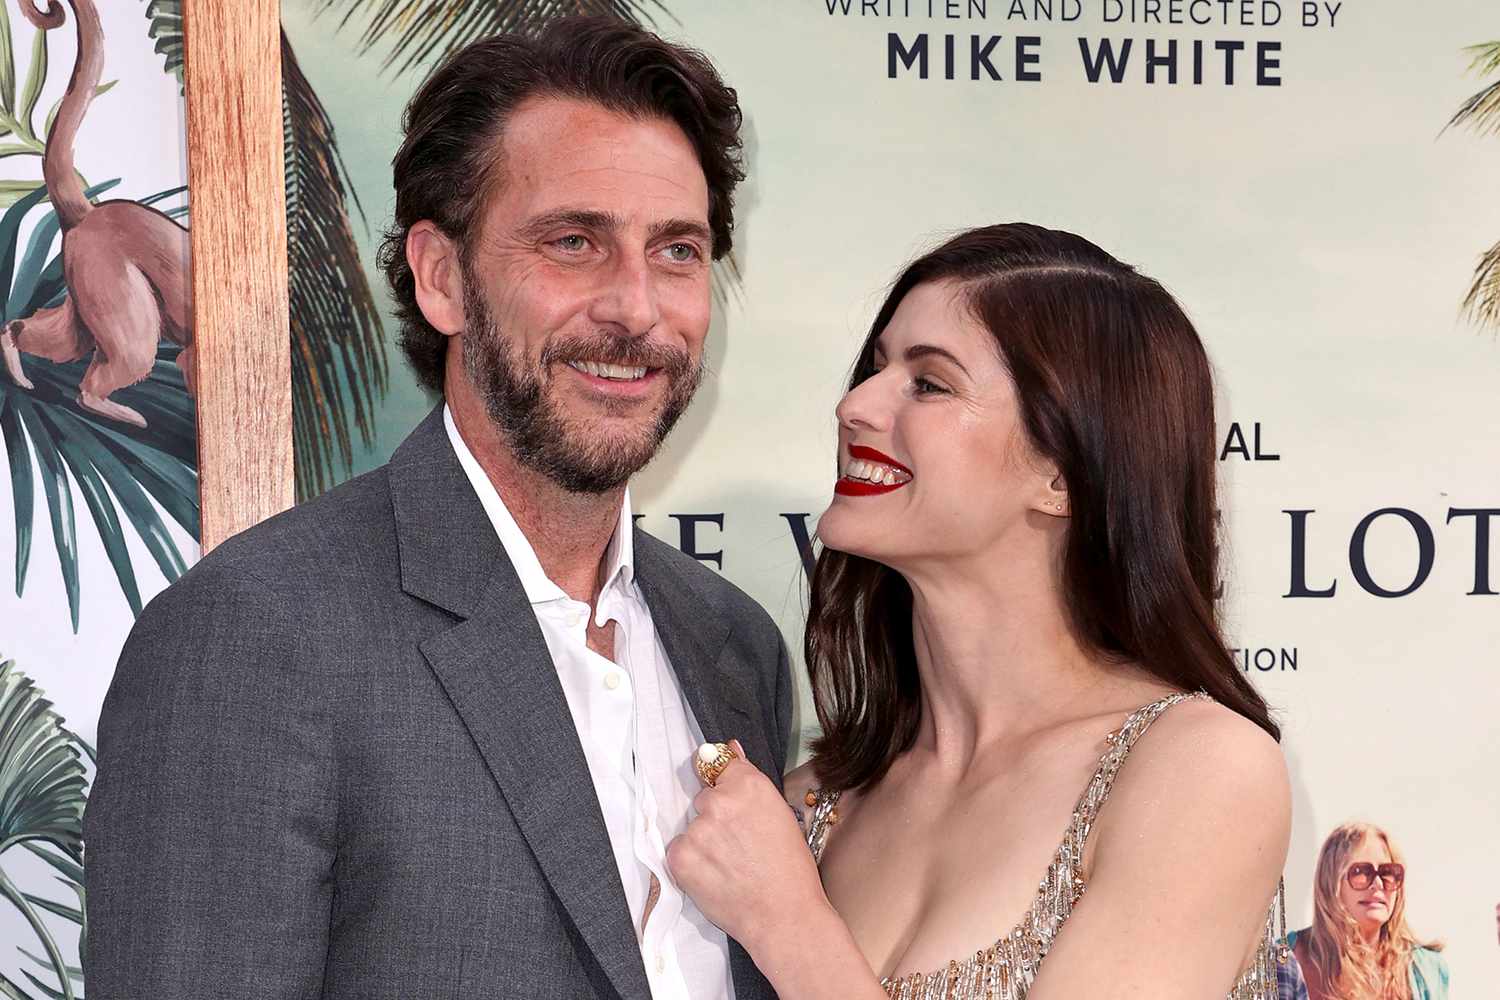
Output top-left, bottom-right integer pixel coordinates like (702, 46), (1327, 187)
(85, 17), (792, 1000)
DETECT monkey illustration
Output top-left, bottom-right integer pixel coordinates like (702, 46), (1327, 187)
(0, 0), (193, 428)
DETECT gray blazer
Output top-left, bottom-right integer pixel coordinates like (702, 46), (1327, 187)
(85, 406), (794, 1000)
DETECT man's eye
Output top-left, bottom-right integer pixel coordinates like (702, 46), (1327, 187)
(665, 242), (700, 262)
(554, 234), (589, 252)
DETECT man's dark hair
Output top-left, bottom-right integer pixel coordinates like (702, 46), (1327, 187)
(377, 16), (746, 392)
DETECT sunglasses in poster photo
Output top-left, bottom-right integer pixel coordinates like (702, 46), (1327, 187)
(1346, 862), (1405, 891)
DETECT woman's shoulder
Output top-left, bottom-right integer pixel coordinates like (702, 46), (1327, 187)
(1118, 693), (1287, 791)
(1094, 692), (1291, 871)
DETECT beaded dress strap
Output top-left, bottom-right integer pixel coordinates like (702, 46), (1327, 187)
(1070, 690), (1213, 829)
(803, 787), (843, 865)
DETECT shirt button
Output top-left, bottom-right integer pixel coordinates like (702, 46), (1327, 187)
(568, 608), (587, 627)
(655, 954), (666, 975)
(604, 672), (621, 690)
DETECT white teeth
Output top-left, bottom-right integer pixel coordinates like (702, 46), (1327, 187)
(568, 360), (647, 380)
(841, 457), (912, 485)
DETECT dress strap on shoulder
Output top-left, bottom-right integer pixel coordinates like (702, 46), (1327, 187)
(803, 787), (843, 865)
(1073, 690), (1212, 826)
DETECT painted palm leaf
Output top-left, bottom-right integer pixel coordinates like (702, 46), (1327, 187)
(1449, 41), (1500, 332)
(312, 0), (670, 76)
(142, 0), (185, 86)
(1, 183), (198, 632)
(283, 33), (389, 502)
(0, 659), (87, 1000)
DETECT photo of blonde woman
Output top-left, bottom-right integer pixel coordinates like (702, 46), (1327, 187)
(1290, 823), (1449, 1000)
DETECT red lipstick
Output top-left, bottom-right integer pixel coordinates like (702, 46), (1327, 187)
(835, 444), (913, 497)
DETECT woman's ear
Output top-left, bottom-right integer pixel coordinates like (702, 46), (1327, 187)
(1034, 472), (1070, 519)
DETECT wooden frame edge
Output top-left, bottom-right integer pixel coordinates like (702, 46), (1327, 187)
(182, 0), (293, 552)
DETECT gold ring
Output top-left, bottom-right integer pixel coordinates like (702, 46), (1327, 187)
(693, 741), (738, 787)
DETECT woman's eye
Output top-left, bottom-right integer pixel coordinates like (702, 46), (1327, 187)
(914, 377), (947, 395)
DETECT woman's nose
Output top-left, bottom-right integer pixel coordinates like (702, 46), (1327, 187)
(836, 371), (892, 432)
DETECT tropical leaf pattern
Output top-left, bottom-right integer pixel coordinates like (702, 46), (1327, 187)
(282, 35), (389, 501)
(1, 181), (197, 632)
(0, 658), (89, 1000)
(1449, 41), (1500, 332)
(0, 7), (117, 196)
(142, 0), (183, 87)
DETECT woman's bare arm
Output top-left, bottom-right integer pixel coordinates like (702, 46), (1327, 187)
(1026, 700), (1291, 1000)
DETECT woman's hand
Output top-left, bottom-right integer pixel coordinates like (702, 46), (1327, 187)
(667, 741), (832, 953)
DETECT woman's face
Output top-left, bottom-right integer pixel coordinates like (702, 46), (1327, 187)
(817, 280), (1063, 569)
(1338, 834), (1398, 933)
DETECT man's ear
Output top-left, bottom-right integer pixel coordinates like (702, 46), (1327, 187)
(407, 221), (466, 337)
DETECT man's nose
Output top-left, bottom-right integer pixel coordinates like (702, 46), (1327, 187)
(590, 252), (661, 337)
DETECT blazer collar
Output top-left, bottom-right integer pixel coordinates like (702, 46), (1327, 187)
(388, 404), (760, 999)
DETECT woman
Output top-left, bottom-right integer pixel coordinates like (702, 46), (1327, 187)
(666, 224), (1292, 999)
(1291, 823), (1448, 1000)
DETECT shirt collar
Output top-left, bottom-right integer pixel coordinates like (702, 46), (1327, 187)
(443, 404), (635, 608)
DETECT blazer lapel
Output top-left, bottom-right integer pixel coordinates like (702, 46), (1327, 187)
(630, 533), (759, 757)
(631, 535), (780, 1000)
(389, 407), (650, 1000)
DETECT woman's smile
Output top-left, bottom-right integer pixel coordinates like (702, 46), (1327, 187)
(836, 445), (914, 496)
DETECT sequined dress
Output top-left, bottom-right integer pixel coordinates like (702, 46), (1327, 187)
(803, 692), (1288, 1000)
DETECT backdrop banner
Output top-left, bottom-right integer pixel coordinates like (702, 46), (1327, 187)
(284, 0), (1499, 987)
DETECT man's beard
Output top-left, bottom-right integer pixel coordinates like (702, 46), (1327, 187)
(459, 270), (703, 495)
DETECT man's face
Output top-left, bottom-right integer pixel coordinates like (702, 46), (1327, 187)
(458, 95), (714, 494)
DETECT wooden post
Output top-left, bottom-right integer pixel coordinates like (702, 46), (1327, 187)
(182, 0), (293, 552)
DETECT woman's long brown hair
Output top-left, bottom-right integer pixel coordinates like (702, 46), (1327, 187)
(807, 224), (1279, 791)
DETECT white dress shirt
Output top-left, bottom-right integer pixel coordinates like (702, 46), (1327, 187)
(444, 406), (736, 1000)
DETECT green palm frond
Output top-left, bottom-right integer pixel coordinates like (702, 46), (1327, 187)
(142, 0), (184, 89)
(313, 0), (670, 76)
(1460, 239), (1500, 328)
(1450, 42), (1500, 332)
(0, 658), (87, 1000)
(283, 33), (389, 502)
(1447, 42), (1500, 136)
(1, 183), (198, 632)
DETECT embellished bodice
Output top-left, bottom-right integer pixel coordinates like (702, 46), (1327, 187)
(802, 692), (1287, 1000)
